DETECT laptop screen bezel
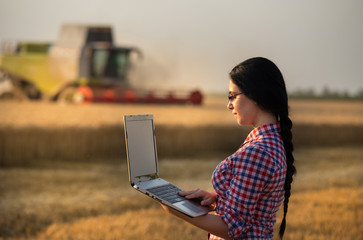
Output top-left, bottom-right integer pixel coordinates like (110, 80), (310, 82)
(124, 114), (159, 185)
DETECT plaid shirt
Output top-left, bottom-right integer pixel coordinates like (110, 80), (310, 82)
(210, 123), (286, 240)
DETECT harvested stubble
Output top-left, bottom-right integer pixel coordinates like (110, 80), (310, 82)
(1, 97), (363, 239)
(1, 123), (363, 166)
(1, 97), (363, 165)
(0, 147), (362, 240)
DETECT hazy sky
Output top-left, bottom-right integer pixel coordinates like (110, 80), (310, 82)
(0, 0), (362, 94)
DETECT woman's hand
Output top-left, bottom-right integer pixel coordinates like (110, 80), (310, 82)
(159, 191), (231, 240)
(160, 203), (178, 215)
(179, 189), (217, 206)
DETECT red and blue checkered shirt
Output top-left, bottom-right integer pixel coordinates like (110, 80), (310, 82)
(210, 123), (286, 240)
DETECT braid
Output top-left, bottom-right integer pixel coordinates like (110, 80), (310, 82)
(279, 111), (296, 239)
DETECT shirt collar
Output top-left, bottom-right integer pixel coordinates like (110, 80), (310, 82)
(244, 122), (281, 143)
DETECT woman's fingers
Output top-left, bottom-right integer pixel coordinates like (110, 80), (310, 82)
(201, 197), (215, 206)
(179, 189), (204, 199)
(178, 189), (198, 197)
(179, 189), (217, 205)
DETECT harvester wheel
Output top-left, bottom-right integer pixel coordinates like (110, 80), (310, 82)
(57, 87), (84, 104)
(0, 72), (28, 101)
(22, 81), (42, 99)
(0, 84), (28, 101)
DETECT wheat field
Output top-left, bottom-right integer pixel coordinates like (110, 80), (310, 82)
(1, 96), (362, 165)
(0, 147), (362, 240)
(0, 96), (363, 239)
(1, 96), (363, 128)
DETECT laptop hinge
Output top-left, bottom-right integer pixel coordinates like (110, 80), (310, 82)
(132, 173), (158, 184)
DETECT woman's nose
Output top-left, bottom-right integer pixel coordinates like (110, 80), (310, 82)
(227, 101), (233, 110)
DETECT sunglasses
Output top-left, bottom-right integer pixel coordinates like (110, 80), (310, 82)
(228, 92), (243, 101)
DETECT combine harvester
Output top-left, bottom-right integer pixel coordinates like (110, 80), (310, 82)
(0, 24), (203, 104)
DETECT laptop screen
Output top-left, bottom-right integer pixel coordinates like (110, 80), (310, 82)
(124, 115), (158, 181)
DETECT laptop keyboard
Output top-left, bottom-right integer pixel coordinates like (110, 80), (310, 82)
(147, 184), (186, 204)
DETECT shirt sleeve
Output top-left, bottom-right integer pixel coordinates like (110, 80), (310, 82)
(220, 145), (275, 238)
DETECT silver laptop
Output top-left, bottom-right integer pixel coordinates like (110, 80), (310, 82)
(124, 114), (212, 217)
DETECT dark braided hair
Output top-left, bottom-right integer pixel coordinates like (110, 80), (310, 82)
(229, 57), (296, 239)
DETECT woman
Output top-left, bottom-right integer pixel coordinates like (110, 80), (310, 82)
(161, 57), (296, 239)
